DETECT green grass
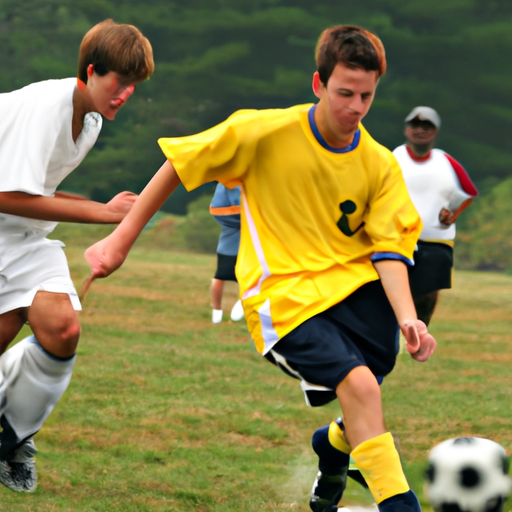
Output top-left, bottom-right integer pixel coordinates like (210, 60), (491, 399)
(6, 220), (512, 511)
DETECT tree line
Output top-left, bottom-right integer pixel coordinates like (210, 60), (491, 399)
(1, 0), (512, 269)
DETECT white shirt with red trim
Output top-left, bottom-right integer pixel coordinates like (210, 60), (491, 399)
(393, 144), (477, 241)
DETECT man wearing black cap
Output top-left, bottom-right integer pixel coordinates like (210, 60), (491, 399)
(393, 106), (478, 325)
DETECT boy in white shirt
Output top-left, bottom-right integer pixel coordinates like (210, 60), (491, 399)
(0, 19), (154, 492)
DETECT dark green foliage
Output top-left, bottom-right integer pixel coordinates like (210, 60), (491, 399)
(455, 177), (512, 272)
(177, 193), (221, 253)
(1, 0), (511, 260)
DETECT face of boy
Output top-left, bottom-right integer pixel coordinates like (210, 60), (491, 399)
(313, 63), (379, 146)
(86, 65), (137, 120)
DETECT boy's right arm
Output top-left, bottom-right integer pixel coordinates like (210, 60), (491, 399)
(373, 259), (437, 362)
(0, 190), (137, 224)
(85, 159), (182, 278)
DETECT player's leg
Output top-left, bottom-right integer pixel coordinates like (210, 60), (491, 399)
(413, 291), (439, 326)
(212, 252), (238, 324)
(325, 281), (420, 510)
(211, 278), (225, 323)
(311, 380), (387, 494)
(337, 368), (420, 511)
(28, 291), (80, 357)
(264, 315), (354, 511)
(0, 291), (79, 492)
(310, 418), (350, 512)
(0, 308), (27, 354)
(408, 241), (452, 326)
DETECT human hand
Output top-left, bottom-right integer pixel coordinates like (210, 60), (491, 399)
(106, 191), (138, 220)
(439, 207), (456, 226)
(401, 319), (437, 362)
(84, 235), (127, 280)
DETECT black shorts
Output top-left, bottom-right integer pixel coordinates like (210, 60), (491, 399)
(408, 241), (453, 298)
(214, 253), (237, 281)
(265, 280), (398, 407)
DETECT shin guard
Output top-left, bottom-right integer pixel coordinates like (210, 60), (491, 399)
(0, 336), (75, 459)
(350, 432), (411, 505)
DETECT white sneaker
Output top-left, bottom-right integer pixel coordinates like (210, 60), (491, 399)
(230, 300), (244, 322)
(212, 309), (223, 324)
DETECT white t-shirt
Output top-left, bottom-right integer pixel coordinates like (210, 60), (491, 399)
(0, 78), (102, 238)
(393, 144), (472, 241)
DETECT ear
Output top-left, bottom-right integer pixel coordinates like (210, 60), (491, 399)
(312, 71), (323, 99)
(87, 64), (94, 78)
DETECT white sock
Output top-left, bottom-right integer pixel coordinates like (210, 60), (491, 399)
(0, 336), (75, 442)
(212, 309), (223, 323)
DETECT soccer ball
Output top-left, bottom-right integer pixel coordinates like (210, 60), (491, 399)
(425, 437), (512, 512)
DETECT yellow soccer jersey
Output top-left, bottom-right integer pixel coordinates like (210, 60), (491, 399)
(158, 104), (422, 354)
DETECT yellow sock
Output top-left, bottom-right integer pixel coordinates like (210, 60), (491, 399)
(327, 421), (351, 454)
(350, 432), (410, 504)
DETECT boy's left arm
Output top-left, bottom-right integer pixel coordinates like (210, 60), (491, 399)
(373, 259), (437, 362)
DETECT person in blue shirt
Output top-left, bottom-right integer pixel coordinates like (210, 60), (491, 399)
(209, 183), (244, 323)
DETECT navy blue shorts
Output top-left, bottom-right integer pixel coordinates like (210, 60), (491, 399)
(265, 280), (398, 406)
(214, 253), (237, 281)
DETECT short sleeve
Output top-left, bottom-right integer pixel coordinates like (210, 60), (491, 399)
(158, 110), (261, 191)
(364, 153), (422, 261)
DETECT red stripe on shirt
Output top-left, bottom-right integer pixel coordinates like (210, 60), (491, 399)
(444, 153), (478, 196)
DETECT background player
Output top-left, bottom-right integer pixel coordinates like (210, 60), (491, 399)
(209, 183), (244, 324)
(393, 106), (478, 325)
(0, 19), (154, 492)
(85, 25), (436, 511)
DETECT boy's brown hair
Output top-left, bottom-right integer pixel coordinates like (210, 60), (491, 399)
(78, 19), (154, 84)
(315, 25), (386, 85)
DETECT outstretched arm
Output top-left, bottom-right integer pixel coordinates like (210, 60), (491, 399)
(0, 190), (137, 224)
(85, 159), (182, 278)
(373, 259), (436, 362)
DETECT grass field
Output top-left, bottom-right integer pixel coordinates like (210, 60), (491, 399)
(5, 221), (512, 511)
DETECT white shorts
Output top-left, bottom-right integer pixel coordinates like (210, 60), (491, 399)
(0, 235), (81, 315)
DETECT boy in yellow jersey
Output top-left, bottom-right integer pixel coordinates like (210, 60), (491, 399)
(84, 25), (436, 511)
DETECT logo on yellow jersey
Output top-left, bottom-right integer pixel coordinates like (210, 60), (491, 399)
(337, 200), (364, 237)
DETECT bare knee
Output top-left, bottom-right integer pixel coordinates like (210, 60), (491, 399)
(50, 317), (81, 351)
(339, 366), (381, 403)
(336, 366), (385, 447)
(28, 292), (81, 358)
(37, 316), (80, 357)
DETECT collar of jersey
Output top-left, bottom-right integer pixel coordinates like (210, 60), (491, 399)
(405, 144), (432, 162)
(308, 105), (361, 154)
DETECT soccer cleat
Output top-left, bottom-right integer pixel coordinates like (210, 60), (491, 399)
(0, 459), (37, 493)
(310, 470), (348, 512)
(0, 439), (37, 493)
(310, 421), (350, 511)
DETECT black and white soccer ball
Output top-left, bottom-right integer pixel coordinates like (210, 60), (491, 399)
(425, 437), (512, 512)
